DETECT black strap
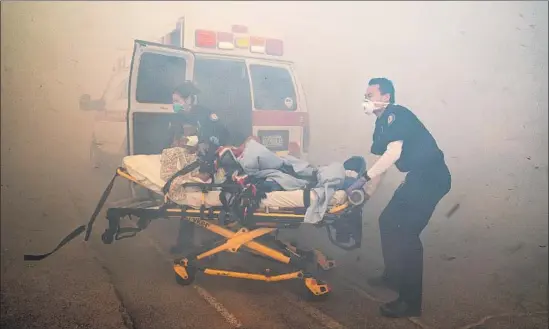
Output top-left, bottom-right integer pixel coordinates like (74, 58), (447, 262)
(162, 160), (200, 195)
(303, 187), (311, 208)
(85, 171), (119, 241)
(24, 171), (119, 261)
(23, 225), (86, 261)
(302, 169), (317, 208)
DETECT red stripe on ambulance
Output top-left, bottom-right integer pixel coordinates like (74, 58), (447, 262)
(252, 111), (308, 127)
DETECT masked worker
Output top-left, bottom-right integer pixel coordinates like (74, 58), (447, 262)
(168, 81), (230, 151)
(361, 77), (452, 318)
(167, 81), (230, 254)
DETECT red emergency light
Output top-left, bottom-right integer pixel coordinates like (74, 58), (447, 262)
(250, 36), (266, 53)
(195, 29), (216, 48)
(217, 32), (235, 50)
(193, 27), (284, 56)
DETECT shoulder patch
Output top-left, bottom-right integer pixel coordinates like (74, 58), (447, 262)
(209, 113), (219, 122)
(387, 113), (396, 126)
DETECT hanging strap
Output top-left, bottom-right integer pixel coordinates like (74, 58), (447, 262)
(24, 171), (119, 261)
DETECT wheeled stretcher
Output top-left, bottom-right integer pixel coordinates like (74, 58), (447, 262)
(24, 148), (366, 300)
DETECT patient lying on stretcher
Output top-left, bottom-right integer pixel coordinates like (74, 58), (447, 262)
(124, 136), (366, 224)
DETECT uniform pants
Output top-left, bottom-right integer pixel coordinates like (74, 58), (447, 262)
(379, 162), (451, 308)
(175, 220), (195, 247)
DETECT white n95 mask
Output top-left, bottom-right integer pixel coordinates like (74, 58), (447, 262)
(362, 99), (389, 115)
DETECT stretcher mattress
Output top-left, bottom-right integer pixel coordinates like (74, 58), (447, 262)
(123, 155), (348, 210)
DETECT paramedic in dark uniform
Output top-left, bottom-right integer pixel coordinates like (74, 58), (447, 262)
(167, 81), (230, 254)
(361, 78), (451, 318)
(168, 81), (230, 152)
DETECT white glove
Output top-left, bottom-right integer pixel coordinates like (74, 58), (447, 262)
(209, 136), (220, 146)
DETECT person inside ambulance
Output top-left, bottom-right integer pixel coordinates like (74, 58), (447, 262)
(168, 80), (230, 152)
(361, 78), (451, 318)
(167, 80), (231, 254)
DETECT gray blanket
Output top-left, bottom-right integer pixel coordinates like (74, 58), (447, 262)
(237, 140), (345, 223)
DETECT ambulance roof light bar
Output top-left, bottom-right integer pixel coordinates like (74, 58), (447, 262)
(194, 24), (284, 56)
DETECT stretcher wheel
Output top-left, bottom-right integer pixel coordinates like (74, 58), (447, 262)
(174, 264), (196, 286)
(302, 278), (331, 302)
(101, 230), (114, 244)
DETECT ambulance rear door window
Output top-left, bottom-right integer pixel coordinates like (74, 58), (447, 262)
(136, 53), (187, 104)
(249, 64), (297, 111)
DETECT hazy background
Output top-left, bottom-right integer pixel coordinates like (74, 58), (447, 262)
(2, 1), (548, 326)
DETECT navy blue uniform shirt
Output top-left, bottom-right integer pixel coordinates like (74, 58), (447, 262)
(167, 105), (230, 148)
(371, 104), (445, 173)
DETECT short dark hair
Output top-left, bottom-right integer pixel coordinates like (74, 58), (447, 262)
(173, 81), (201, 98)
(368, 77), (395, 104)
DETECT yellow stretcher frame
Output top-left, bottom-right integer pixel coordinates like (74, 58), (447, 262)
(102, 167), (357, 300)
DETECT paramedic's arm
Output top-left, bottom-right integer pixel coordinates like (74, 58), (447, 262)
(367, 140), (403, 179)
(363, 142), (402, 199)
(363, 141), (403, 200)
(214, 120), (231, 146)
(364, 171), (386, 200)
(200, 112), (230, 146)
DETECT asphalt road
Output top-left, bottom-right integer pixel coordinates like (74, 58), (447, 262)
(1, 147), (547, 329)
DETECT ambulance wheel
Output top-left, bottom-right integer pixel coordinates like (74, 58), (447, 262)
(175, 265), (196, 286)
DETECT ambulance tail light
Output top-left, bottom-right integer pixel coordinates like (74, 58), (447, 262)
(217, 32), (235, 50)
(195, 30), (216, 48)
(266, 39), (284, 56)
(250, 37), (266, 54)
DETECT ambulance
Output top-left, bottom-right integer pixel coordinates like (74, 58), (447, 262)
(81, 16), (311, 171)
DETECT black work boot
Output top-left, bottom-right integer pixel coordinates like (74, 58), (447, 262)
(367, 271), (399, 291)
(379, 298), (421, 318)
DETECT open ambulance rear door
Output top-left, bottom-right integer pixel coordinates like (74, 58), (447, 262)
(126, 40), (195, 157)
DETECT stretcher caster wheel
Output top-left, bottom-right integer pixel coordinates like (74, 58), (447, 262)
(101, 230), (114, 244)
(174, 264), (196, 286)
(302, 278), (331, 302)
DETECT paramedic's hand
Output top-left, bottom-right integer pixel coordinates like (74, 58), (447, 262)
(209, 136), (220, 146)
(363, 190), (372, 202)
(197, 142), (209, 157)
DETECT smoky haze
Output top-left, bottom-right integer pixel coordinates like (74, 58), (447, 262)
(1, 1), (547, 327)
